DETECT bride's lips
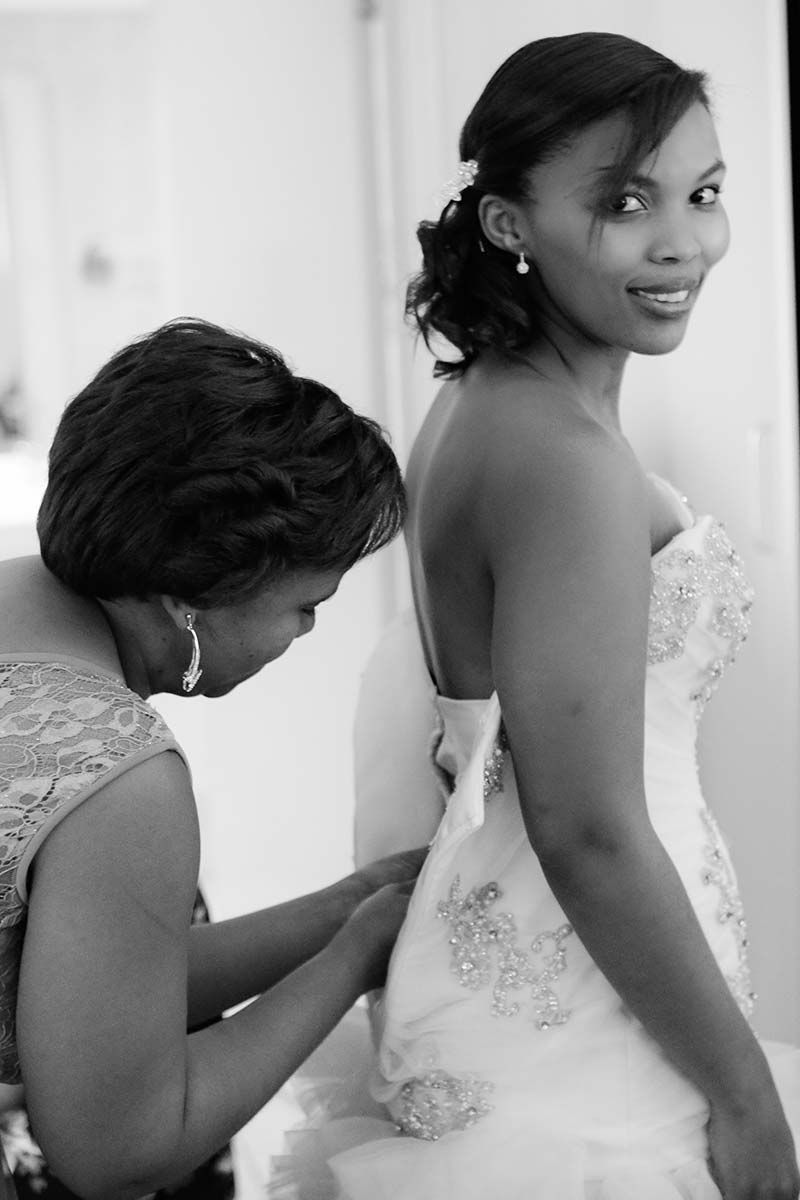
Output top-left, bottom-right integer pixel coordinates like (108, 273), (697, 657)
(627, 277), (700, 319)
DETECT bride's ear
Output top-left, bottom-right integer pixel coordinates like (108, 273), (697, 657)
(478, 194), (530, 257)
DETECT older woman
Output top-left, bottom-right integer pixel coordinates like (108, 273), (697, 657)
(0, 318), (422, 1200)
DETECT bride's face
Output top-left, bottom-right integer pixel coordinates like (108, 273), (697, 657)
(519, 101), (729, 356)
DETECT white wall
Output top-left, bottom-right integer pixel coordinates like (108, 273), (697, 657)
(147, 0), (397, 916)
(0, 7), (164, 433)
(371, 0), (800, 1040)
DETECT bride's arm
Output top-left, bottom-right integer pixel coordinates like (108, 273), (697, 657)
(485, 420), (796, 1197)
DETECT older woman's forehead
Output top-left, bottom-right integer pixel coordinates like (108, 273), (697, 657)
(264, 567), (344, 606)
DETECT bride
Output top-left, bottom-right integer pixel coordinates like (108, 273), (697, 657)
(273, 31), (800, 1199)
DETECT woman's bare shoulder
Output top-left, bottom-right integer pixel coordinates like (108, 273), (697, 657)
(461, 366), (645, 535)
(407, 361), (649, 576)
(28, 749), (199, 914)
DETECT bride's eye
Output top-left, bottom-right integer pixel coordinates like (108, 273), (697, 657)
(691, 184), (722, 206)
(608, 193), (647, 215)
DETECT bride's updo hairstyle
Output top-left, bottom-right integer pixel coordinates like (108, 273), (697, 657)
(38, 318), (405, 607)
(407, 32), (710, 377)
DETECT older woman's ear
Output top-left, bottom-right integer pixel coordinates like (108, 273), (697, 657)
(160, 594), (194, 630)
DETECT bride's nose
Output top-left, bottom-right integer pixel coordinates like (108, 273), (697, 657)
(647, 213), (702, 264)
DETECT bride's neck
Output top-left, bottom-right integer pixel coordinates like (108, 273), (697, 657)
(519, 327), (629, 431)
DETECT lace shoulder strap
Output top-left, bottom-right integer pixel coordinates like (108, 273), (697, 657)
(0, 659), (185, 916)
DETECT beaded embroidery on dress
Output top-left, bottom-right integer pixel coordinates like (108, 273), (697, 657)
(268, 493), (800, 1200)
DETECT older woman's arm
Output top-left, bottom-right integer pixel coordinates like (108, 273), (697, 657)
(186, 846), (424, 1025)
(17, 752), (407, 1200)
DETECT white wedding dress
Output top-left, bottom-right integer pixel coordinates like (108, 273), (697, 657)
(269, 498), (800, 1199)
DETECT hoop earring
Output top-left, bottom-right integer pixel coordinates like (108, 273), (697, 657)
(515, 251), (530, 276)
(181, 613), (203, 693)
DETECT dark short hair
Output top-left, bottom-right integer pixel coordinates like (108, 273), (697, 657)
(407, 32), (710, 378)
(38, 318), (406, 606)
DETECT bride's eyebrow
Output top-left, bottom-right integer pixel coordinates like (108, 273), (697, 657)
(589, 157), (727, 193)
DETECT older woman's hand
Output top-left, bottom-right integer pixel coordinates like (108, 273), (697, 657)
(338, 877), (420, 992)
(334, 849), (428, 992)
(347, 846), (428, 906)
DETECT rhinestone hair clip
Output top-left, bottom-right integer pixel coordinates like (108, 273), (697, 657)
(437, 158), (479, 207)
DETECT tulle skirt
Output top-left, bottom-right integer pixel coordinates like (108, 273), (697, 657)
(267, 1006), (800, 1200)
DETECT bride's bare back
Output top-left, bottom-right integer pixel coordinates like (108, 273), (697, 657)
(405, 355), (688, 702)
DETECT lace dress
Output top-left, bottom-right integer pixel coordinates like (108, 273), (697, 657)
(269, 504), (800, 1199)
(0, 655), (235, 1199)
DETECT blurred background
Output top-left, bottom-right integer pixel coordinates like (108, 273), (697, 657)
(0, 0), (797, 1190)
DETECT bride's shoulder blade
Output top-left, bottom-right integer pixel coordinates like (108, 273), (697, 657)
(470, 386), (642, 544)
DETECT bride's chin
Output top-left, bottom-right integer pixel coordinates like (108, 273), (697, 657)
(626, 319), (691, 356)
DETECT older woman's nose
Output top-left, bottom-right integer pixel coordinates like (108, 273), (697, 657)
(298, 611), (316, 637)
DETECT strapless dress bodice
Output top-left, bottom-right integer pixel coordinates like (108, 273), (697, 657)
(366, 509), (757, 1150)
(267, 505), (800, 1200)
(433, 511), (753, 803)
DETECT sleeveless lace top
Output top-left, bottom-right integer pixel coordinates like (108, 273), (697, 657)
(0, 655), (186, 1083)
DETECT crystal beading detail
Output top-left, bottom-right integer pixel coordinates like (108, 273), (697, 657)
(397, 1069), (494, 1140)
(648, 521), (753, 715)
(699, 807), (756, 1019)
(483, 724), (508, 800)
(438, 875), (573, 1027)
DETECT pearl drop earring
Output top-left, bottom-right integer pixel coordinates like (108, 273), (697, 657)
(516, 252), (530, 276)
